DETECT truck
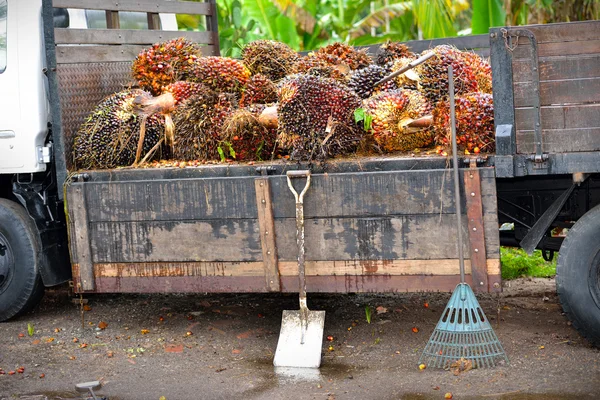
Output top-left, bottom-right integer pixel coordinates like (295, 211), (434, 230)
(0, 0), (599, 348)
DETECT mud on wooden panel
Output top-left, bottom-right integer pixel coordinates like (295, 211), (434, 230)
(509, 21), (600, 154)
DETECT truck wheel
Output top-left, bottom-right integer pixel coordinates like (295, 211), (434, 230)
(0, 199), (44, 322)
(556, 204), (600, 347)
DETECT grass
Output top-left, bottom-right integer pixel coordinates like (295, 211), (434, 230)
(501, 247), (557, 280)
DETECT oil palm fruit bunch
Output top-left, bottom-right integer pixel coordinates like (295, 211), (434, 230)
(73, 89), (164, 169)
(188, 56), (251, 95)
(390, 56), (420, 90)
(416, 45), (479, 103)
(348, 64), (398, 99)
(221, 104), (278, 161)
(239, 74), (278, 107)
(164, 81), (212, 105)
(433, 92), (494, 153)
(291, 57), (350, 83)
(462, 52), (492, 94)
(310, 42), (372, 70)
(171, 90), (236, 161)
(132, 38), (201, 95)
(364, 89), (434, 153)
(375, 41), (414, 66)
(278, 74), (363, 160)
(242, 40), (299, 82)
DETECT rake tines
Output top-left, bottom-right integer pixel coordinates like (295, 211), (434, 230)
(419, 283), (509, 369)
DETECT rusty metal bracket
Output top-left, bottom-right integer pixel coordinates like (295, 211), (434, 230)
(254, 177), (281, 291)
(464, 167), (488, 292)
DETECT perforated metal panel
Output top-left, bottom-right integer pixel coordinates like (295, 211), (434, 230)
(57, 62), (133, 169)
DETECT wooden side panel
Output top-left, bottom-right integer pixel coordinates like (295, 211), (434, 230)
(66, 184), (95, 291)
(54, 29), (215, 45)
(56, 44), (217, 63)
(254, 178), (280, 291)
(510, 21), (600, 154)
(53, 0), (213, 14)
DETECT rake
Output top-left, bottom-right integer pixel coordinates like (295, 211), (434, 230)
(419, 66), (509, 369)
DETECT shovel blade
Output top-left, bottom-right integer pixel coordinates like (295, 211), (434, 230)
(273, 310), (325, 368)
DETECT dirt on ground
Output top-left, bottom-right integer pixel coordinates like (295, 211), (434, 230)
(0, 278), (598, 400)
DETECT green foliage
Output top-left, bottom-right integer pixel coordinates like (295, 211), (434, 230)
(27, 323), (34, 336)
(501, 247), (556, 280)
(354, 108), (372, 132)
(471, 0), (506, 34)
(365, 305), (372, 324)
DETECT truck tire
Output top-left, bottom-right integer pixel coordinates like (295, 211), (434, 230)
(556, 204), (600, 347)
(0, 199), (44, 322)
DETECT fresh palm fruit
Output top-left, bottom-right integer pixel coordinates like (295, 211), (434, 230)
(221, 105), (278, 161)
(73, 89), (164, 169)
(277, 74), (363, 160)
(242, 40), (299, 81)
(433, 92), (494, 153)
(375, 41), (414, 66)
(310, 42), (372, 70)
(188, 56), (251, 95)
(164, 81), (212, 105)
(416, 45), (479, 103)
(348, 64), (398, 99)
(239, 74), (278, 107)
(364, 89), (433, 153)
(291, 57), (350, 83)
(171, 90), (236, 161)
(462, 52), (492, 94)
(390, 56), (420, 90)
(132, 38), (201, 95)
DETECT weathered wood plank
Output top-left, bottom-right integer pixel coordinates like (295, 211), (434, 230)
(254, 178), (280, 291)
(93, 259), (501, 277)
(53, 0), (213, 15)
(515, 104), (600, 131)
(85, 169), (497, 222)
(464, 169), (488, 292)
(506, 20), (600, 44)
(513, 77), (600, 107)
(56, 44), (217, 63)
(54, 29), (214, 45)
(66, 185), (95, 291)
(517, 128), (600, 153)
(90, 220), (262, 263)
(512, 54), (600, 83)
(512, 39), (600, 59)
(480, 170), (500, 259)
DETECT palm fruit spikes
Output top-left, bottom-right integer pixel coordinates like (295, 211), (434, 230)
(132, 38), (201, 95)
(188, 56), (250, 95)
(375, 41), (414, 66)
(239, 74), (278, 107)
(73, 89), (164, 169)
(221, 105), (278, 161)
(164, 81), (212, 105)
(416, 45), (479, 103)
(171, 90), (236, 161)
(462, 52), (492, 94)
(309, 42), (372, 70)
(390, 56), (420, 90)
(348, 64), (398, 99)
(242, 40), (299, 82)
(277, 74), (363, 160)
(433, 92), (494, 153)
(291, 57), (350, 83)
(364, 89), (434, 153)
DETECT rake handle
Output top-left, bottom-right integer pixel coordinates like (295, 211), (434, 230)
(448, 66), (466, 286)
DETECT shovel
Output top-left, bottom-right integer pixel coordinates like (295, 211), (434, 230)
(273, 170), (325, 369)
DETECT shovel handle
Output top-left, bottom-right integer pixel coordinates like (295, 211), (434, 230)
(286, 170), (312, 204)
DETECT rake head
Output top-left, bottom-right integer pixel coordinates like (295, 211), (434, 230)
(419, 283), (509, 369)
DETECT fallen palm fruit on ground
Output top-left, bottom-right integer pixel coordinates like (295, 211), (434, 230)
(73, 38), (496, 170)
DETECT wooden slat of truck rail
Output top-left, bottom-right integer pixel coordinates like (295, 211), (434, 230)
(88, 214), (475, 263)
(517, 128), (600, 154)
(93, 259), (501, 277)
(516, 104), (600, 131)
(56, 44), (218, 63)
(512, 54), (600, 83)
(84, 169), (498, 222)
(54, 29), (215, 45)
(52, 0), (213, 15)
(513, 77), (600, 107)
(66, 185), (95, 291)
(511, 39), (600, 60)
(507, 20), (600, 44)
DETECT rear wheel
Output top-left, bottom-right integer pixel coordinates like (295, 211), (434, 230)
(0, 199), (44, 321)
(556, 205), (600, 347)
